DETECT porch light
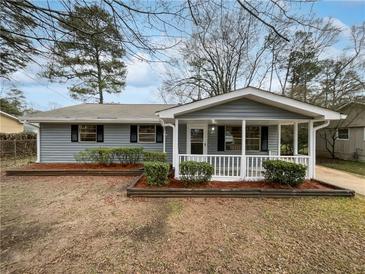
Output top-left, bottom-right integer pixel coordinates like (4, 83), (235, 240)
(209, 125), (216, 135)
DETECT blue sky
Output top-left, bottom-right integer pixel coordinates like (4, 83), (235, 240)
(2, 0), (365, 111)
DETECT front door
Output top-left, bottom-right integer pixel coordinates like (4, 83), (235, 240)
(188, 125), (207, 154)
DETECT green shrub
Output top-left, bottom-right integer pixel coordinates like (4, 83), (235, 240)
(113, 147), (143, 164)
(262, 160), (306, 186)
(143, 151), (167, 162)
(180, 161), (214, 185)
(74, 147), (114, 165)
(144, 161), (170, 186)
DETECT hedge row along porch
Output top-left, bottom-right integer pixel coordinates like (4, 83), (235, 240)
(23, 87), (345, 181)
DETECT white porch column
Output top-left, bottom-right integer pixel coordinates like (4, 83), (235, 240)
(241, 120), (246, 179)
(277, 124), (281, 156)
(293, 122), (298, 156)
(308, 121), (314, 178)
(173, 119), (179, 178)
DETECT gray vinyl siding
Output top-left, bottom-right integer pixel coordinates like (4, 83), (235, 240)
(268, 125), (279, 155)
(176, 98), (310, 119)
(40, 123), (172, 163)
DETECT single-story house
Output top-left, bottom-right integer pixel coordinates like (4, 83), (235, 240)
(316, 102), (365, 162)
(23, 87), (345, 181)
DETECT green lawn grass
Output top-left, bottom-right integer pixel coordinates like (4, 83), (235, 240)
(318, 158), (365, 176)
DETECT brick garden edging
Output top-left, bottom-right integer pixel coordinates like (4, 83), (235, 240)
(127, 177), (355, 198)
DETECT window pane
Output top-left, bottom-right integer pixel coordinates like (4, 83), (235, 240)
(246, 139), (260, 150)
(225, 126), (241, 151)
(246, 126), (260, 151)
(79, 125), (97, 142)
(338, 128), (348, 139)
(139, 125), (156, 142)
(139, 125), (155, 134)
(191, 129), (204, 143)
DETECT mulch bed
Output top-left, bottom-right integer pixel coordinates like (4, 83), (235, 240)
(135, 176), (337, 190)
(22, 163), (144, 170)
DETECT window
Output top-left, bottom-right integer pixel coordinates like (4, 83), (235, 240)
(225, 126), (241, 151)
(246, 126), (260, 151)
(337, 128), (349, 140)
(79, 125), (97, 142)
(138, 125), (156, 143)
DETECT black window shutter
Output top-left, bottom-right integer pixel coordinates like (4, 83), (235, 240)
(71, 125), (78, 142)
(217, 126), (225, 151)
(97, 125), (104, 142)
(261, 126), (268, 152)
(130, 125), (137, 143)
(156, 125), (163, 143)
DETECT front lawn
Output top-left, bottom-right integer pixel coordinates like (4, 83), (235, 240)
(318, 158), (365, 176)
(1, 173), (364, 273)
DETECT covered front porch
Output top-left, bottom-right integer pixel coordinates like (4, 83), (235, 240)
(172, 119), (313, 181)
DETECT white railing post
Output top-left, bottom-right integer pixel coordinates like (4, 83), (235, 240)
(241, 120), (246, 179)
(173, 119), (179, 178)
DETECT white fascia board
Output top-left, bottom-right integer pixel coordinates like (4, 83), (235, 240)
(0, 110), (23, 124)
(157, 87), (344, 120)
(21, 118), (161, 124)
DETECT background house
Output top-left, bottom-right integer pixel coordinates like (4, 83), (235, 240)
(0, 111), (24, 133)
(316, 102), (365, 162)
(0, 111), (39, 134)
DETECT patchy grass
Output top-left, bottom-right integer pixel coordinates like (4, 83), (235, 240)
(1, 174), (364, 273)
(318, 158), (365, 176)
(0, 156), (36, 169)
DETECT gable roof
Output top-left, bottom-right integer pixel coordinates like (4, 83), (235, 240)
(22, 103), (176, 123)
(0, 111), (23, 124)
(157, 87), (345, 120)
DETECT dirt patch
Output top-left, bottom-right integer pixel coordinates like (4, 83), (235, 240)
(17, 163), (144, 170)
(135, 176), (335, 190)
(1, 173), (364, 273)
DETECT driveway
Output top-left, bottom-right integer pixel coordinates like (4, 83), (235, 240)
(316, 165), (365, 195)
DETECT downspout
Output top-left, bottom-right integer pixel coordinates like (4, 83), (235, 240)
(159, 119), (175, 153)
(312, 120), (330, 178)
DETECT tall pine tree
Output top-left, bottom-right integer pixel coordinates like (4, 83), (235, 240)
(44, 5), (126, 103)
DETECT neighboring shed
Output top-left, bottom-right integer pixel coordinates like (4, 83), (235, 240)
(0, 111), (24, 133)
(316, 102), (365, 161)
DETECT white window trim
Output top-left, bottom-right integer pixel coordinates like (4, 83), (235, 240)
(224, 125), (261, 152)
(78, 124), (97, 143)
(337, 128), (349, 141)
(138, 125), (156, 144)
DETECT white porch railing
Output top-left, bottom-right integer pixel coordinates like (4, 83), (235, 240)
(178, 154), (310, 180)
(245, 155), (310, 180)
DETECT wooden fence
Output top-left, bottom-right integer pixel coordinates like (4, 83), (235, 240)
(0, 139), (37, 166)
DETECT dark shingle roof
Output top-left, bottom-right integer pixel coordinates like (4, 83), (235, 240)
(22, 103), (176, 122)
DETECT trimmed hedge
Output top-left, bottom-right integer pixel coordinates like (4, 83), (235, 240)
(180, 161), (214, 185)
(144, 161), (170, 186)
(143, 151), (167, 162)
(113, 147), (143, 164)
(74, 147), (114, 165)
(263, 160), (306, 186)
(74, 147), (143, 165)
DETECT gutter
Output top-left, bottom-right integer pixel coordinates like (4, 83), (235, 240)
(311, 120), (331, 178)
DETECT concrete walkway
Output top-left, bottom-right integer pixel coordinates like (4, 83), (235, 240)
(316, 165), (365, 196)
